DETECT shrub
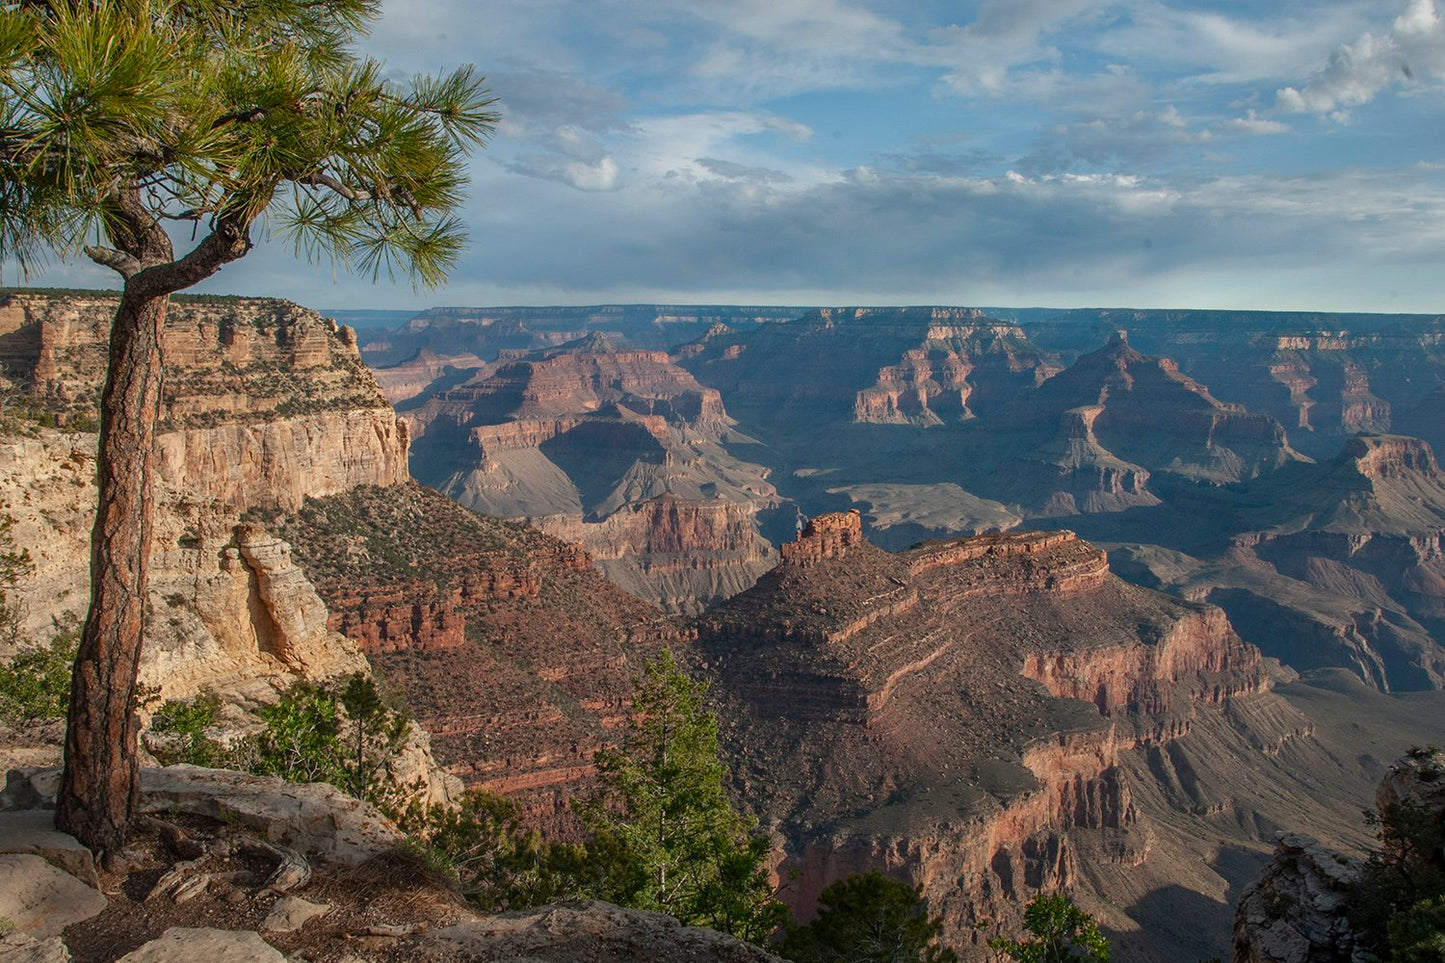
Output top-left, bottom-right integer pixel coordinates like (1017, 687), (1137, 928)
(988, 894), (1111, 962)
(775, 871), (957, 963)
(0, 630), (77, 724)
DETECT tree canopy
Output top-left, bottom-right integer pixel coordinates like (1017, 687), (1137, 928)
(775, 871), (957, 963)
(578, 650), (787, 944)
(0, 0), (496, 857)
(0, 0), (496, 290)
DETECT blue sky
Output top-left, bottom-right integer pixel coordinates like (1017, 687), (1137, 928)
(27, 0), (1445, 312)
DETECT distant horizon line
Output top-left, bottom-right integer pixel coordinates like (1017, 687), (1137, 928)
(5, 285), (1441, 319)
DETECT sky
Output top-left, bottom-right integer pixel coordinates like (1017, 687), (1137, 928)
(23, 0), (1445, 313)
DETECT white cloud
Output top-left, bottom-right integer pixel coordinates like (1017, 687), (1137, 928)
(1276, 0), (1445, 115)
(1214, 110), (1292, 136)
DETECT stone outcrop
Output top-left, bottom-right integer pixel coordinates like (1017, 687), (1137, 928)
(402, 334), (778, 613)
(1231, 749), (1445, 963)
(1231, 833), (1364, 963)
(694, 515), (1269, 954)
(260, 485), (675, 826)
(0, 292), (408, 514)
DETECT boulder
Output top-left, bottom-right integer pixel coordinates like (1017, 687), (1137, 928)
(260, 895), (330, 933)
(0, 810), (100, 888)
(0, 854), (106, 938)
(115, 928), (285, 963)
(0, 933), (70, 963)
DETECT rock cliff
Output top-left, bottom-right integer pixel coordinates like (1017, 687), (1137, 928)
(403, 334), (778, 613)
(0, 291), (409, 514)
(1011, 307), (1445, 459)
(693, 514), (1278, 957)
(0, 291), (444, 802)
(258, 484), (675, 827)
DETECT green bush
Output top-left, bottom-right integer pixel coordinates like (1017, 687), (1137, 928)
(0, 630), (77, 724)
(397, 789), (590, 912)
(148, 692), (236, 768)
(988, 894), (1111, 962)
(775, 871), (957, 963)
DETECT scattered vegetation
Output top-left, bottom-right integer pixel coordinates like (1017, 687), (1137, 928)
(0, 512), (78, 725)
(397, 790), (591, 912)
(988, 894), (1111, 962)
(149, 674), (412, 809)
(0, 630), (77, 724)
(775, 871), (957, 963)
(575, 650), (788, 944)
(1350, 746), (1445, 961)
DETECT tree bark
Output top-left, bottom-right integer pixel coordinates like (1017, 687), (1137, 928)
(55, 290), (168, 861)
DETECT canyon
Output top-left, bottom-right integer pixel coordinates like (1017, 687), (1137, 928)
(400, 333), (778, 614)
(5, 292), (1445, 961)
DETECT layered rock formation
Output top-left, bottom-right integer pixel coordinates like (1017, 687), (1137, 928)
(404, 334), (777, 613)
(0, 291), (409, 513)
(1096, 434), (1445, 691)
(0, 291), (446, 802)
(693, 514), (1279, 957)
(362, 304), (807, 368)
(259, 484), (674, 826)
(679, 307), (1056, 431)
(1008, 307), (1445, 459)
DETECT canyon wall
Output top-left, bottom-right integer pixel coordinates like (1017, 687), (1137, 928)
(401, 335), (779, 614)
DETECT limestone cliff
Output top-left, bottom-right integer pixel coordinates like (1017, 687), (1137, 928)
(0, 291), (409, 513)
(0, 291), (446, 804)
(403, 334), (778, 613)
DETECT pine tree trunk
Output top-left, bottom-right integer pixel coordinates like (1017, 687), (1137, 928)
(55, 290), (168, 861)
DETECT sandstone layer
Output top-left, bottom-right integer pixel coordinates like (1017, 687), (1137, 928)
(692, 512), (1272, 957)
(0, 292), (409, 514)
(258, 484), (675, 828)
(403, 334), (778, 613)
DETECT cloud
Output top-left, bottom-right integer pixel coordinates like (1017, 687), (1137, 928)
(1276, 0), (1445, 116)
(1214, 110), (1292, 136)
(696, 158), (793, 184)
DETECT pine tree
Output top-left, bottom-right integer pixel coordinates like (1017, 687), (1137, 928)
(0, 0), (496, 858)
(579, 651), (788, 943)
(775, 871), (958, 963)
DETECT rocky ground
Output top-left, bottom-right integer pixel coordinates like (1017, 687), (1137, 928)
(0, 766), (780, 963)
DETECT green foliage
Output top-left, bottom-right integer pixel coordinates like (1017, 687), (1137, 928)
(251, 681), (348, 787)
(0, 514), (32, 646)
(1387, 897), (1445, 963)
(249, 675), (410, 808)
(577, 651), (788, 944)
(0, 0), (498, 288)
(148, 692), (233, 767)
(1350, 747), (1445, 961)
(988, 894), (1111, 963)
(0, 630), (77, 724)
(775, 871), (957, 963)
(398, 789), (591, 912)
